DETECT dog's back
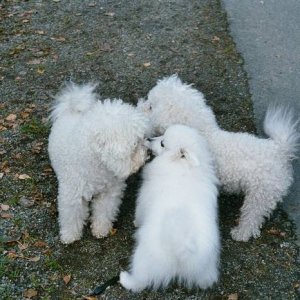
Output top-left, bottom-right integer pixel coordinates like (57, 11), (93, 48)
(121, 125), (220, 292)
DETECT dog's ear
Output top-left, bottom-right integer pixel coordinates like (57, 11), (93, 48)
(179, 148), (199, 166)
(92, 132), (134, 179)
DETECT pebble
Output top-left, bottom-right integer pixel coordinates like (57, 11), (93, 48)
(19, 196), (35, 208)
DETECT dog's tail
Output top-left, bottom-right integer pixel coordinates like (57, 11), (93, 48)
(49, 82), (98, 122)
(263, 106), (300, 160)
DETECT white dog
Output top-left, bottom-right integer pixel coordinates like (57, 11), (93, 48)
(48, 83), (150, 244)
(120, 124), (220, 292)
(138, 75), (299, 241)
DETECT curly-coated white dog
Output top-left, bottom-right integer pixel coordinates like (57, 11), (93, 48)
(48, 83), (150, 244)
(138, 75), (299, 241)
(120, 124), (220, 292)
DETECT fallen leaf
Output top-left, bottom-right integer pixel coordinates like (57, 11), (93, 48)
(110, 228), (117, 236)
(99, 43), (112, 52)
(228, 293), (238, 300)
(42, 166), (53, 176)
(27, 58), (41, 65)
(18, 174), (31, 180)
(0, 125), (7, 131)
(51, 36), (66, 42)
(27, 256), (40, 262)
(143, 62), (151, 67)
(212, 35), (220, 43)
(63, 274), (71, 285)
(294, 282), (300, 288)
(0, 173), (4, 179)
(13, 153), (22, 160)
(104, 12), (115, 17)
(23, 288), (38, 299)
(83, 297), (97, 300)
(88, 2), (96, 7)
(36, 67), (45, 75)
(36, 30), (45, 35)
(20, 111), (30, 119)
(23, 230), (30, 240)
(1, 204), (10, 211)
(1, 213), (13, 219)
(32, 141), (44, 154)
(22, 19), (30, 23)
(33, 240), (48, 248)
(7, 250), (19, 259)
(43, 249), (52, 256)
(18, 242), (29, 251)
(19, 196), (35, 208)
(267, 227), (287, 237)
(6, 113), (17, 121)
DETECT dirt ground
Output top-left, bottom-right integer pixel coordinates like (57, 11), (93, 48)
(0, 0), (299, 299)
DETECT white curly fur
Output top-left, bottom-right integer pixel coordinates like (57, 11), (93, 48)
(138, 75), (299, 241)
(120, 125), (220, 292)
(48, 83), (151, 244)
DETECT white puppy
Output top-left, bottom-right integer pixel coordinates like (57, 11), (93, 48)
(48, 83), (150, 244)
(138, 75), (299, 241)
(120, 124), (220, 292)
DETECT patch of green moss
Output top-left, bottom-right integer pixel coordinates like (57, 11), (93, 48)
(20, 118), (49, 138)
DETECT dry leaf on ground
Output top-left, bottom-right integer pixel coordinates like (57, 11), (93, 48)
(143, 62), (151, 67)
(18, 242), (29, 251)
(33, 240), (48, 248)
(104, 12), (115, 17)
(228, 293), (238, 300)
(63, 274), (71, 285)
(110, 228), (117, 236)
(23, 288), (38, 299)
(6, 113), (17, 121)
(83, 296), (97, 300)
(1, 213), (13, 219)
(27, 256), (40, 262)
(1, 204), (10, 211)
(18, 174), (31, 180)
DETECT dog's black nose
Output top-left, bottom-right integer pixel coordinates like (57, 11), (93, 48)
(146, 138), (153, 142)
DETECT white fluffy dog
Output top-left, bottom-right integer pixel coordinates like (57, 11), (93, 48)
(48, 83), (150, 244)
(120, 124), (220, 292)
(138, 75), (299, 241)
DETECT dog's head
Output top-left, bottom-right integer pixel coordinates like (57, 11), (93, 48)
(91, 100), (151, 179)
(148, 124), (209, 167)
(137, 75), (217, 136)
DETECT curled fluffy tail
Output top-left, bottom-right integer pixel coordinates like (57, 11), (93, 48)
(49, 82), (98, 122)
(263, 106), (300, 160)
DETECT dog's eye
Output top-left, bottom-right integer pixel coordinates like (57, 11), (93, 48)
(160, 140), (164, 147)
(149, 104), (152, 111)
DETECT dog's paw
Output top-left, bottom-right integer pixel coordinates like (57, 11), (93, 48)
(230, 226), (261, 242)
(120, 271), (143, 292)
(91, 220), (112, 238)
(60, 231), (82, 244)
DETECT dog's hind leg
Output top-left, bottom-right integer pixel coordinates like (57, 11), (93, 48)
(58, 184), (89, 244)
(230, 188), (280, 241)
(90, 183), (126, 238)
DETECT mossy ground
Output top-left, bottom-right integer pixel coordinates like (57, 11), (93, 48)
(0, 0), (299, 299)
